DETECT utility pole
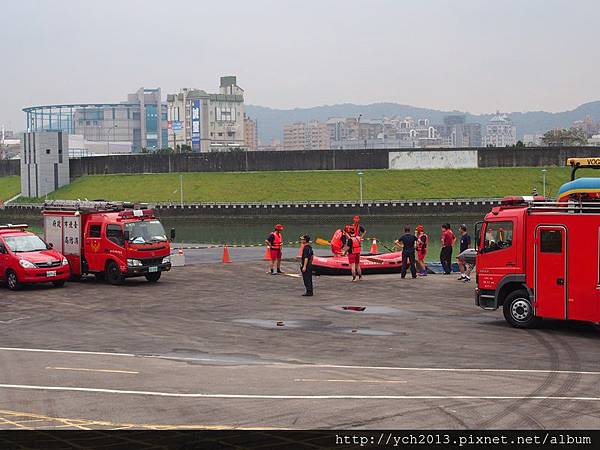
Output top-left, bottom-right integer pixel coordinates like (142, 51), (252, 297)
(180, 174), (184, 207)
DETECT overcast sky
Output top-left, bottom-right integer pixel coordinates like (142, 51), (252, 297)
(1, 0), (599, 130)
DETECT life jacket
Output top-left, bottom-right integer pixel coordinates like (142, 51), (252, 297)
(270, 232), (283, 250)
(416, 233), (428, 251)
(351, 236), (362, 254)
(331, 229), (343, 248)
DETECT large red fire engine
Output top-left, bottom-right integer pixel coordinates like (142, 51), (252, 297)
(476, 158), (600, 327)
(42, 200), (174, 285)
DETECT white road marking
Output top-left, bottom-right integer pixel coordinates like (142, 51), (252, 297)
(284, 273), (301, 278)
(1, 346), (600, 376)
(46, 367), (138, 375)
(2, 383), (600, 401)
(294, 379), (407, 384)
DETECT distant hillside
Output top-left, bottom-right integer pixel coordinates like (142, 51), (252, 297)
(246, 101), (600, 143)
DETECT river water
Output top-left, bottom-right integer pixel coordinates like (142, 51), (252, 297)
(2, 214), (483, 260)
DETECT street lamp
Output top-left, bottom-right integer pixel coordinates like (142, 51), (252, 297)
(542, 169), (548, 198)
(106, 124), (118, 156)
(357, 171), (364, 206)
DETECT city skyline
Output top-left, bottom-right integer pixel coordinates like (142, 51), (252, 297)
(2, 0), (600, 130)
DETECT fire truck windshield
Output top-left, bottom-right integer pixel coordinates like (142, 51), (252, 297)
(125, 220), (167, 244)
(4, 235), (48, 253)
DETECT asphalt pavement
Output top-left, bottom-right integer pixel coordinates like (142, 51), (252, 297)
(1, 250), (600, 430)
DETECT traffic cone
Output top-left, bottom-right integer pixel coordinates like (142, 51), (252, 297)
(222, 245), (232, 263)
(298, 241), (305, 257)
(370, 239), (378, 254)
(178, 246), (184, 256)
(264, 246), (271, 260)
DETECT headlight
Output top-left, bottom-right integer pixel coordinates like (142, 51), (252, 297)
(62, 257), (68, 266)
(162, 256), (171, 264)
(19, 259), (36, 269)
(127, 259), (142, 267)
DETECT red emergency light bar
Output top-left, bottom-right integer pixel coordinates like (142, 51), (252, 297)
(117, 209), (155, 219)
(0, 224), (29, 231)
(501, 195), (546, 206)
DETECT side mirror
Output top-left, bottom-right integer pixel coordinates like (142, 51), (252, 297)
(123, 230), (130, 242)
(170, 228), (176, 241)
(46, 242), (53, 250)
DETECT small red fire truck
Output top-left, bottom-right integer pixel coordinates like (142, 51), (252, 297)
(42, 200), (174, 284)
(476, 158), (600, 327)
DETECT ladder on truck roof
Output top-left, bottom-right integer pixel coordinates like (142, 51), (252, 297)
(527, 201), (600, 214)
(42, 200), (150, 213)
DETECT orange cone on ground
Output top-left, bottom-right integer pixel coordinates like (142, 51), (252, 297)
(222, 245), (232, 263)
(370, 239), (378, 254)
(178, 246), (184, 256)
(298, 241), (305, 258)
(264, 246), (271, 260)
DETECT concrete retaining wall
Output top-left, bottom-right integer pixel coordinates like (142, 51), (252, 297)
(1, 199), (499, 219)
(0, 160), (20, 177)
(64, 146), (600, 178)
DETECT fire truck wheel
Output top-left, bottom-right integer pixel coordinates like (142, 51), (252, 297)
(503, 290), (539, 328)
(145, 272), (161, 283)
(6, 270), (21, 291)
(52, 280), (66, 288)
(106, 261), (124, 285)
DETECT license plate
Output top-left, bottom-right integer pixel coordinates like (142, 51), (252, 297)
(46, 271), (57, 277)
(149, 266), (158, 273)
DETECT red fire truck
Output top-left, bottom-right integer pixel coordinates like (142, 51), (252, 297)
(476, 158), (600, 327)
(42, 200), (174, 285)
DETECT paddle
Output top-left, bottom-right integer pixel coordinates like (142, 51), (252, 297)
(315, 238), (331, 246)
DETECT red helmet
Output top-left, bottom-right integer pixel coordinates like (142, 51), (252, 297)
(275, 224), (284, 231)
(353, 215), (360, 222)
(344, 225), (352, 233)
(416, 224), (425, 232)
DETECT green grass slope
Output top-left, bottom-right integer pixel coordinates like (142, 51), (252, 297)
(43, 167), (572, 203)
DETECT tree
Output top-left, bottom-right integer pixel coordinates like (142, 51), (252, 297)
(515, 140), (525, 147)
(541, 128), (588, 146)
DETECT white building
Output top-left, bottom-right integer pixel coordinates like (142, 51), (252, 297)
(485, 113), (517, 147)
(167, 76), (245, 152)
(20, 131), (70, 198)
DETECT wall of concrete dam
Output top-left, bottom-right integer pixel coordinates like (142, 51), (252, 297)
(6, 146), (600, 182)
(65, 146), (600, 178)
(1, 199), (499, 220)
(0, 159), (20, 176)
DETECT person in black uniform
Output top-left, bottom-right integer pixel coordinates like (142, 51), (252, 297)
(300, 235), (314, 296)
(395, 226), (418, 279)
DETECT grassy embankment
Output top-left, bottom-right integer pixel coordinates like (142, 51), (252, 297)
(9, 166), (581, 203)
(0, 176), (20, 201)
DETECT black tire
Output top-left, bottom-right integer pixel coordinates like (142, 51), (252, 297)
(145, 272), (161, 283)
(503, 289), (540, 328)
(6, 270), (21, 291)
(106, 261), (124, 285)
(52, 280), (66, 288)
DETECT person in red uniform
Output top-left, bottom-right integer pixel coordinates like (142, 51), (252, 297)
(415, 225), (429, 276)
(440, 223), (456, 275)
(265, 224), (284, 275)
(330, 228), (344, 256)
(344, 229), (363, 282)
(351, 215), (366, 239)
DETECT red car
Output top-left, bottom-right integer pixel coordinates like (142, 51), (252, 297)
(0, 224), (70, 290)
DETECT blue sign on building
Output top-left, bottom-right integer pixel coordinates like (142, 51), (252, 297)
(191, 100), (200, 151)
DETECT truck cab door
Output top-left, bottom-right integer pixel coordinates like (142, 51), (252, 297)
(84, 223), (103, 272)
(534, 226), (567, 320)
(476, 220), (517, 291)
